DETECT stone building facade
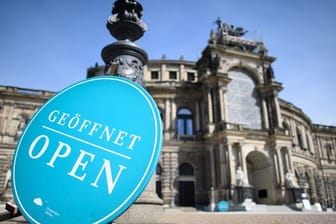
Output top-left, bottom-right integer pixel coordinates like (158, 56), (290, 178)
(1, 21), (336, 209)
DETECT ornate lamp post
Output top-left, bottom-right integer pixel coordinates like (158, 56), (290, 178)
(101, 0), (147, 87)
(101, 1), (163, 223)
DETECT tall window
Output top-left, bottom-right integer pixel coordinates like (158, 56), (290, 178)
(326, 143), (333, 162)
(226, 69), (262, 129)
(151, 71), (159, 80)
(177, 108), (193, 135)
(156, 164), (162, 199)
(187, 72), (195, 81)
(159, 108), (164, 130)
(169, 71), (177, 80)
(296, 127), (304, 149)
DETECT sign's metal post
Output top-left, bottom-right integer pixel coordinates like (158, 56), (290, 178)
(101, 0), (147, 88)
(101, 1), (163, 223)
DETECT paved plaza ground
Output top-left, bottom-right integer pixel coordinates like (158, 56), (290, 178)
(1, 207), (336, 223)
(159, 210), (336, 224)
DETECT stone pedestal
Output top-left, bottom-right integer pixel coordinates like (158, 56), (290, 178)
(234, 186), (254, 204)
(285, 188), (303, 204)
(285, 188), (304, 210)
(115, 175), (163, 224)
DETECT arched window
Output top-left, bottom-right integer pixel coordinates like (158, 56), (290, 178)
(226, 69), (262, 129)
(326, 143), (333, 162)
(177, 108), (193, 135)
(282, 120), (290, 136)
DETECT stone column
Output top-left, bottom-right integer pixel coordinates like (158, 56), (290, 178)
(222, 87), (228, 122)
(218, 143), (225, 187)
(237, 144), (247, 175)
(218, 86), (225, 121)
(208, 145), (216, 187)
(273, 94), (282, 128)
(100, 1), (163, 223)
(169, 152), (178, 207)
(164, 99), (171, 140)
(179, 63), (184, 80)
(227, 143), (235, 200)
(307, 168), (317, 201)
(276, 147), (284, 186)
(273, 152), (280, 185)
(171, 100), (177, 133)
(161, 152), (171, 205)
(195, 100), (201, 135)
(261, 97), (269, 129)
(287, 149), (294, 175)
(227, 143), (235, 186)
(207, 87), (214, 133)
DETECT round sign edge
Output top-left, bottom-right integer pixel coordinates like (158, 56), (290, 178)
(11, 76), (163, 224)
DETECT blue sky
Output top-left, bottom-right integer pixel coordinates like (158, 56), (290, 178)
(0, 0), (335, 126)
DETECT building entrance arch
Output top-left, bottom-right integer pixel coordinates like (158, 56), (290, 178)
(177, 163), (195, 207)
(246, 151), (273, 204)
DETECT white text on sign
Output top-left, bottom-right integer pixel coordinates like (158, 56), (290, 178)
(48, 109), (142, 150)
(24, 109), (145, 195)
(28, 134), (127, 195)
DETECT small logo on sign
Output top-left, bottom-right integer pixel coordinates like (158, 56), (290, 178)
(33, 197), (43, 206)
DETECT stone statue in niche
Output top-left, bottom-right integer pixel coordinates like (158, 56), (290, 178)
(265, 65), (275, 82)
(208, 54), (220, 73)
(285, 171), (300, 188)
(236, 166), (250, 187)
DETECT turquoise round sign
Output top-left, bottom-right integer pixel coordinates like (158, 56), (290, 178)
(11, 76), (162, 223)
(217, 200), (229, 212)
